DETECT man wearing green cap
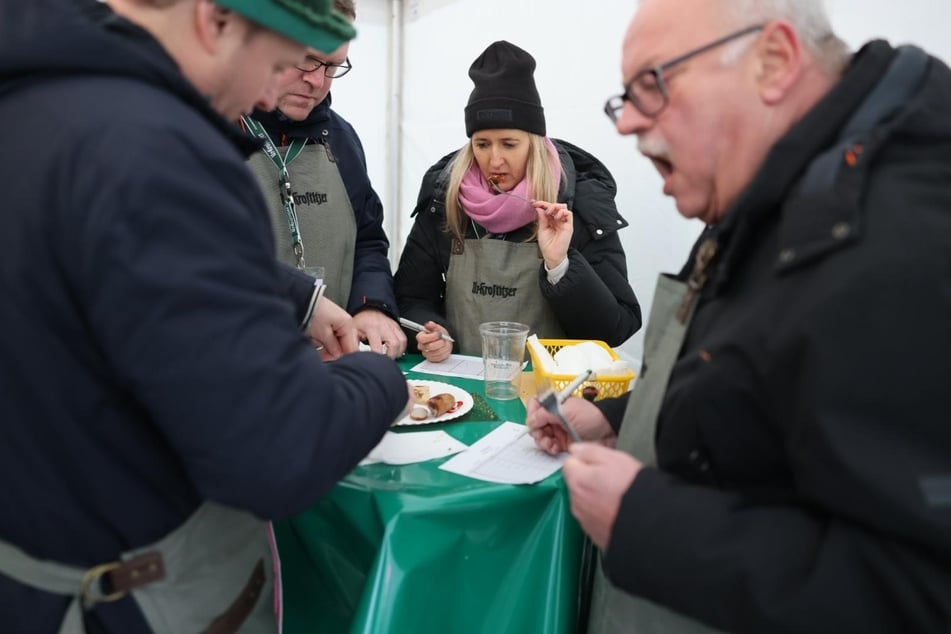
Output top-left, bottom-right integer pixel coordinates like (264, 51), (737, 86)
(0, 0), (410, 632)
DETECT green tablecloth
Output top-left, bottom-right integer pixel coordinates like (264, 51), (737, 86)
(275, 355), (588, 633)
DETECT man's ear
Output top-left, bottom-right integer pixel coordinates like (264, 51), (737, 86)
(753, 21), (803, 105)
(193, 0), (232, 55)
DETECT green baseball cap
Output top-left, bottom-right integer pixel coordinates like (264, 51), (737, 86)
(216, 0), (356, 54)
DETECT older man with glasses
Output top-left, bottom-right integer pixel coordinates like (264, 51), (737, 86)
(527, 0), (951, 632)
(244, 0), (407, 359)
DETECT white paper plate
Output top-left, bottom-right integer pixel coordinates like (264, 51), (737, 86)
(395, 380), (474, 426)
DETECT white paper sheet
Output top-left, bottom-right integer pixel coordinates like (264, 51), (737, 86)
(409, 354), (485, 380)
(438, 422), (566, 484)
(359, 431), (469, 466)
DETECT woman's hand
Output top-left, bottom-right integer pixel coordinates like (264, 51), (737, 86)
(416, 321), (452, 363)
(534, 200), (573, 270)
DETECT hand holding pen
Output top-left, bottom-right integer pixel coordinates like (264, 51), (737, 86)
(536, 370), (593, 443)
(526, 371), (616, 455)
(399, 317), (455, 343)
(399, 317), (454, 363)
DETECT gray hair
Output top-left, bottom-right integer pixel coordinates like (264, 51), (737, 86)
(721, 0), (850, 72)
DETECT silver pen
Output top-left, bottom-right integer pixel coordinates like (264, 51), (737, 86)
(399, 317), (456, 343)
(537, 369), (596, 443)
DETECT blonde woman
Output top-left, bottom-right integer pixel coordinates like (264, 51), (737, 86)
(395, 41), (642, 361)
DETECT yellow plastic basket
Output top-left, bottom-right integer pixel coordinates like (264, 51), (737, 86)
(527, 339), (635, 401)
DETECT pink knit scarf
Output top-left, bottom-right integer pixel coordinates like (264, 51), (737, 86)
(458, 138), (561, 234)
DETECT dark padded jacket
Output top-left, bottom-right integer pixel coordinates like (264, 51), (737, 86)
(601, 41), (951, 633)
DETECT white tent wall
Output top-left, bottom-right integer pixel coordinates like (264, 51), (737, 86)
(333, 0), (951, 363)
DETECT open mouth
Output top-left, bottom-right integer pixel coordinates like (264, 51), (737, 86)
(649, 156), (673, 179)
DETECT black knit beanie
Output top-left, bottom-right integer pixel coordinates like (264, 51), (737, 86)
(464, 40), (546, 137)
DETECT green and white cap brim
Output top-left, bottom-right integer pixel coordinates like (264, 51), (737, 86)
(216, 0), (356, 54)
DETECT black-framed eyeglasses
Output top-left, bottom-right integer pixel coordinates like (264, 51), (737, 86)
(296, 56), (352, 78)
(604, 24), (764, 122)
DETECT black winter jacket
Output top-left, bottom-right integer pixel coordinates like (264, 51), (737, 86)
(603, 41), (951, 633)
(252, 100), (398, 318)
(394, 139), (641, 351)
(0, 2), (408, 632)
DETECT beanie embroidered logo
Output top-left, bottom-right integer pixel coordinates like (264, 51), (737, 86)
(464, 40), (546, 137)
(477, 109), (514, 123)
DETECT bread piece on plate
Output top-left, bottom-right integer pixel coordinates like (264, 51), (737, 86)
(427, 393), (456, 418)
(411, 384), (431, 404)
(409, 404), (431, 421)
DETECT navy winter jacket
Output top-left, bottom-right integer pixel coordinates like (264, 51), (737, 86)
(0, 2), (407, 632)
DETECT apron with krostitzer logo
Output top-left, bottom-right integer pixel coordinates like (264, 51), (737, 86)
(245, 118), (356, 308)
(445, 236), (565, 355)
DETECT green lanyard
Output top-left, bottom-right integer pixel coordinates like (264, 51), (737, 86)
(242, 116), (309, 269)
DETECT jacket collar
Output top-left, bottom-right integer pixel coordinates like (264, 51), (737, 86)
(707, 40), (898, 290)
(252, 94), (333, 141)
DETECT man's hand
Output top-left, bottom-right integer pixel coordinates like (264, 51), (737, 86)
(353, 309), (407, 359)
(306, 296), (358, 360)
(526, 396), (616, 455)
(563, 443), (642, 550)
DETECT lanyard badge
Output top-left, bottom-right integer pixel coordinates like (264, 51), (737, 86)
(243, 116), (309, 269)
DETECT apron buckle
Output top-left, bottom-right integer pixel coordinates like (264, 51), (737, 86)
(81, 561), (127, 605)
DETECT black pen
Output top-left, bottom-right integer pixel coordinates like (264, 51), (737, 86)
(399, 317), (456, 343)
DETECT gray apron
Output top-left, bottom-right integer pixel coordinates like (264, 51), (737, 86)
(445, 236), (565, 355)
(0, 501), (277, 634)
(589, 238), (725, 634)
(247, 137), (357, 308)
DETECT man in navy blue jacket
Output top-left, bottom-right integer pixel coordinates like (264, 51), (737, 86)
(0, 0), (410, 632)
(245, 0), (407, 358)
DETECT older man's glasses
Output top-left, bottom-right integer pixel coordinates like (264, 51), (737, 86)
(604, 24), (764, 122)
(297, 56), (352, 78)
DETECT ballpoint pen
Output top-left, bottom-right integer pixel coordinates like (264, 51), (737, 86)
(398, 317), (456, 343)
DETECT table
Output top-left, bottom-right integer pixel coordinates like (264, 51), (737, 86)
(274, 355), (588, 634)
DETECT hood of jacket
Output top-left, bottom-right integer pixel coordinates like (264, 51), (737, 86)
(0, 0), (259, 156)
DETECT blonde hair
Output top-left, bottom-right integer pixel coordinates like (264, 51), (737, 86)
(443, 134), (561, 243)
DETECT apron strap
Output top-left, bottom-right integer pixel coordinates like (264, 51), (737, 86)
(0, 539), (165, 633)
(0, 538), (165, 601)
(0, 539), (90, 596)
